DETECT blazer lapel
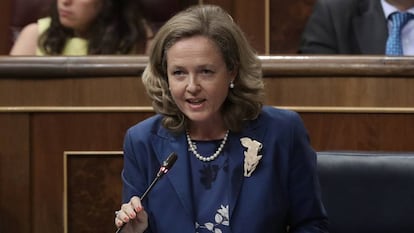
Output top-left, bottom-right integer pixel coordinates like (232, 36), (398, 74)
(153, 129), (195, 223)
(227, 119), (264, 219)
(227, 132), (245, 219)
(353, 0), (388, 54)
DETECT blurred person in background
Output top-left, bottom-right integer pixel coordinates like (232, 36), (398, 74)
(10, 0), (152, 55)
(299, 0), (414, 55)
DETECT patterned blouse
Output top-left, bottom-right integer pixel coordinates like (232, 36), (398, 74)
(189, 139), (231, 233)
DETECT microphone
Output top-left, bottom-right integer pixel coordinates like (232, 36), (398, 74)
(116, 152), (178, 233)
(141, 152), (178, 200)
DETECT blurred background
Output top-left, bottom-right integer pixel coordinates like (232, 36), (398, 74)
(0, 0), (317, 55)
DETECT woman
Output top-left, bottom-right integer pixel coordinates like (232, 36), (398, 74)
(115, 4), (328, 233)
(10, 0), (150, 55)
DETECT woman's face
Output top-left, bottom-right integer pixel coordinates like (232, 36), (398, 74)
(166, 35), (236, 127)
(57, 0), (103, 35)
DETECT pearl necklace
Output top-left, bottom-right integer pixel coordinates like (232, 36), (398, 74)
(186, 130), (229, 162)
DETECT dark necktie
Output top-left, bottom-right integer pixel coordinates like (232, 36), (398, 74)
(385, 12), (414, 55)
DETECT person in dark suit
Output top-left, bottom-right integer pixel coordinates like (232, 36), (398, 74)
(298, 0), (414, 55)
(114, 4), (328, 233)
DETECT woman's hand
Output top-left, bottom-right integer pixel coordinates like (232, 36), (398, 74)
(115, 196), (148, 233)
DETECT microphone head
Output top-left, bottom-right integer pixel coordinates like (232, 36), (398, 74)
(163, 152), (178, 170)
(142, 152), (178, 201)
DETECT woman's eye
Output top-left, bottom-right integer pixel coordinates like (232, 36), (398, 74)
(201, 69), (213, 75)
(172, 70), (184, 76)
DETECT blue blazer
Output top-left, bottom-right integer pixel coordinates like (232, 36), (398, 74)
(121, 106), (328, 233)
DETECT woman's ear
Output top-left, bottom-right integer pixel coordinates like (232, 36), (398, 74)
(229, 66), (238, 80)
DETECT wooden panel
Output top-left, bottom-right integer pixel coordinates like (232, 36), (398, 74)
(0, 56), (149, 107)
(64, 152), (123, 233)
(0, 113), (30, 233)
(0, 76), (150, 106)
(269, 0), (316, 54)
(260, 56), (414, 107)
(31, 112), (153, 233)
(301, 112), (414, 151)
(203, 0), (266, 53)
(264, 77), (414, 107)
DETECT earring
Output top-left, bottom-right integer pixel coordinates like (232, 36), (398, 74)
(230, 80), (235, 89)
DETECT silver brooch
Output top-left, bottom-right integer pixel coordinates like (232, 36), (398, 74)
(240, 137), (263, 177)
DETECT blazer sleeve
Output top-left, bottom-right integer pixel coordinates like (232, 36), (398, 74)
(121, 127), (148, 203)
(287, 112), (329, 232)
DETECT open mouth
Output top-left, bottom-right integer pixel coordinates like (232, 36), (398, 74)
(187, 98), (206, 104)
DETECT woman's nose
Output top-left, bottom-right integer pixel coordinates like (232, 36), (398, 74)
(186, 76), (200, 93)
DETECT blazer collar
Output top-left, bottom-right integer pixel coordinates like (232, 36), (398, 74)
(152, 129), (195, 222)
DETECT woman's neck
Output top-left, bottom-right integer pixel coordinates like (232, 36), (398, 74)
(187, 123), (228, 141)
(74, 30), (88, 38)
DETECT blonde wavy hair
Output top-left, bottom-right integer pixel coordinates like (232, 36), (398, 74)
(142, 4), (265, 133)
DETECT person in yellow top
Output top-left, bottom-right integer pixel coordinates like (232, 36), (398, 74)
(10, 0), (152, 55)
